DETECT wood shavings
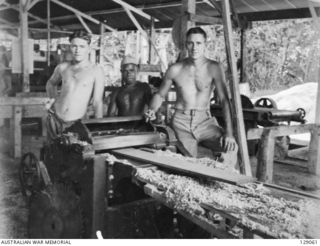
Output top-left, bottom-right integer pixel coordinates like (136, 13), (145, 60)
(136, 168), (320, 238)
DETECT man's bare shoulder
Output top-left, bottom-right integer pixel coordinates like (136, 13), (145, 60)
(55, 62), (69, 72)
(166, 61), (184, 77)
(207, 59), (220, 68)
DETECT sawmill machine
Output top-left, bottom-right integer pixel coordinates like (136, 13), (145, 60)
(20, 115), (187, 239)
(19, 114), (320, 239)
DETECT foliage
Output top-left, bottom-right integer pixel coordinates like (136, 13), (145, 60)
(100, 19), (318, 91)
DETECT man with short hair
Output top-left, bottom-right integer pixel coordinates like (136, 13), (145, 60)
(145, 27), (238, 165)
(107, 56), (152, 117)
(46, 30), (104, 141)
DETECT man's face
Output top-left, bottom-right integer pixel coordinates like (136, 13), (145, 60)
(70, 38), (90, 62)
(121, 63), (138, 85)
(186, 33), (206, 60)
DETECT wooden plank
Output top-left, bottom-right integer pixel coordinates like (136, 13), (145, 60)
(13, 106), (22, 158)
(187, 13), (222, 24)
(221, 0), (251, 176)
(247, 124), (317, 140)
(92, 134), (166, 151)
(112, 148), (256, 185)
(0, 97), (49, 106)
(256, 129), (274, 183)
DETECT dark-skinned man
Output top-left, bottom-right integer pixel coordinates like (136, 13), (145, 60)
(107, 56), (152, 117)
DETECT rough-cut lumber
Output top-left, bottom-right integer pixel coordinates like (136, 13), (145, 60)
(112, 148), (255, 185)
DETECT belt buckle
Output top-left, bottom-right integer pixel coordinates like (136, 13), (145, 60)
(190, 109), (196, 116)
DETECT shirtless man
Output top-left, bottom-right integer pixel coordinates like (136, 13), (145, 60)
(107, 56), (151, 116)
(46, 30), (104, 141)
(145, 27), (238, 164)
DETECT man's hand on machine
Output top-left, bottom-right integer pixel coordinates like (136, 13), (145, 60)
(144, 109), (156, 122)
(45, 98), (55, 110)
(220, 134), (237, 152)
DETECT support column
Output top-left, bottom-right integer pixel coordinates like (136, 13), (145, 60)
(99, 24), (105, 64)
(20, 0), (30, 92)
(221, 0), (252, 176)
(148, 17), (155, 64)
(179, 0), (195, 59)
(307, 0), (320, 175)
(47, 0), (51, 66)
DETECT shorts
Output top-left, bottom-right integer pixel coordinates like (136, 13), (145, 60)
(171, 109), (223, 157)
(46, 108), (90, 143)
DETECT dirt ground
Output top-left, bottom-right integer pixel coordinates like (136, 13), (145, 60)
(0, 153), (28, 238)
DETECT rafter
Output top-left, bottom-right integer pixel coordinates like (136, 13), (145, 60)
(27, 0), (44, 11)
(51, 0), (116, 32)
(75, 13), (92, 34)
(111, 0), (159, 21)
(29, 0), (207, 25)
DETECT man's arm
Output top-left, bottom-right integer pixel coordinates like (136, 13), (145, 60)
(214, 63), (236, 151)
(106, 90), (119, 117)
(145, 67), (175, 121)
(92, 66), (105, 118)
(46, 64), (62, 99)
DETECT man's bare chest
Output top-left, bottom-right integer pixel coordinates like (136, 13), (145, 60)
(175, 68), (213, 91)
(62, 69), (94, 89)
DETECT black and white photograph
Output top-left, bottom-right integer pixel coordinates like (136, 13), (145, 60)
(0, 0), (319, 242)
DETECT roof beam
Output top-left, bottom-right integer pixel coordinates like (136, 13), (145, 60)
(29, 0), (207, 25)
(124, 7), (165, 70)
(75, 13), (92, 34)
(27, 0), (44, 11)
(29, 27), (72, 33)
(206, 0), (222, 13)
(111, 0), (159, 21)
(50, 0), (116, 32)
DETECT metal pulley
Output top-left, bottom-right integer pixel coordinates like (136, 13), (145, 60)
(254, 97), (277, 109)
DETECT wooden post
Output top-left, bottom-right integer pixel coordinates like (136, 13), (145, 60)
(13, 106), (22, 158)
(307, 2), (320, 175)
(20, 0), (30, 93)
(256, 129), (275, 183)
(148, 17), (155, 64)
(221, 0), (252, 176)
(47, 0), (51, 66)
(179, 0), (195, 59)
(99, 24), (105, 64)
